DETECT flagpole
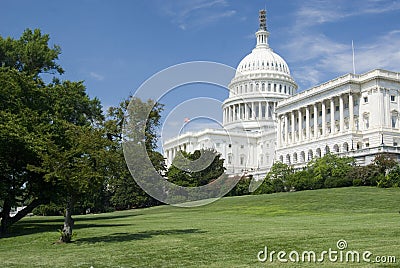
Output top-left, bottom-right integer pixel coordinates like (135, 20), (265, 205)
(352, 40), (356, 74)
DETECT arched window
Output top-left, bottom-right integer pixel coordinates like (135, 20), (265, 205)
(333, 144), (339, 153)
(286, 154), (291, 164)
(391, 110), (398, 128)
(308, 150), (313, 160)
(300, 151), (305, 162)
(316, 148), (321, 158)
(343, 142), (349, 152)
(240, 155), (245, 166)
(228, 153), (233, 164)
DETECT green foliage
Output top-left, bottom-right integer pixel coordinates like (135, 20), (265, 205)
(0, 28), (63, 76)
(167, 148), (225, 187)
(265, 162), (293, 181)
(307, 153), (354, 189)
(377, 165), (400, 188)
(0, 68), (54, 234)
(252, 179), (275, 195)
(226, 176), (251, 196)
(0, 29), (112, 237)
(32, 203), (64, 216)
(372, 153), (398, 174)
(348, 165), (379, 186)
(285, 169), (314, 191)
(106, 98), (165, 209)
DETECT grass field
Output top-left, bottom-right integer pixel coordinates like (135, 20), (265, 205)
(0, 187), (399, 267)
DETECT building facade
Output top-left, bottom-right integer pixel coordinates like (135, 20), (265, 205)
(163, 10), (400, 177)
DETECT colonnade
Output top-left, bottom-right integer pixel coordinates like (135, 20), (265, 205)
(223, 101), (277, 124)
(277, 93), (358, 147)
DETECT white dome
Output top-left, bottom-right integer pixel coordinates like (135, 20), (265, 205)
(236, 47), (291, 76)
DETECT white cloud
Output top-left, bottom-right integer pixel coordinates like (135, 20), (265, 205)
(89, 71), (104, 81)
(158, 0), (236, 30)
(282, 0), (400, 90)
(295, 0), (400, 27)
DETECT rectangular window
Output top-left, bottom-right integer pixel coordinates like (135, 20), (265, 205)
(319, 111), (322, 116)
(327, 108), (331, 114)
(335, 106), (339, 112)
(392, 116), (397, 128)
(363, 96), (368, 103)
(391, 95), (396, 102)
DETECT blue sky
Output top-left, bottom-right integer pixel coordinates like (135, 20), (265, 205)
(2, 0), (400, 142)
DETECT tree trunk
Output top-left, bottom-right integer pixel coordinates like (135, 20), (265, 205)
(0, 199), (12, 237)
(0, 198), (42, 237)
(60, 198), (74, 243)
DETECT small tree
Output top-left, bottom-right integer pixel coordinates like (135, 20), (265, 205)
(167, 148), (225, 187)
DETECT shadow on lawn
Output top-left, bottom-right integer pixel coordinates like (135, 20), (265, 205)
(4, 214), (139, 238)
(76, 229), (207, 244)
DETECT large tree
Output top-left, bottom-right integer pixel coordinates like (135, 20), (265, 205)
(106, 97), (165, 209)
(0, 68), (54, 234)
(0, 29), (109, 240)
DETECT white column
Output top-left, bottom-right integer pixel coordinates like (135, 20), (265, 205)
(272, 102), (275, 120)
(258, 102), (262, 119)
(277, 116), (281, 147)
(322, 100), (326, 136)
(349, 93), (354, 131)
(298, 109), (303, 142)
(378, 88), (384, 126)
(314, 104), (318, 138)
(251, 102), (255, 119)
(339, 95), (344, 132)
(224, 108), (227, 124)
(330, 98), (335, 134)
(306, 106), (310, 139)
(238, 103), (241, 120)
(291, 112), (295, 143)
(284, 114), (289, 145)
(244, 103), (248, 120)
(386, 90), (391, 128)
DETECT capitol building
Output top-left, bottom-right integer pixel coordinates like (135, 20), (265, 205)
(164, 10), (400, 178)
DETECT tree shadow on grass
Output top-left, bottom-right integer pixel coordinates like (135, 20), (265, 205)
(4, 217), (136, 238)
(75, 229), (207, 244)
(19, 212), (141, 224)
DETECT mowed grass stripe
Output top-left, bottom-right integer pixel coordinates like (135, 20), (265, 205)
(0, 187), (399, 267)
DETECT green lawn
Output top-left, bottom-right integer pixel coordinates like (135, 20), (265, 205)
(1, 187), (399, 267)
